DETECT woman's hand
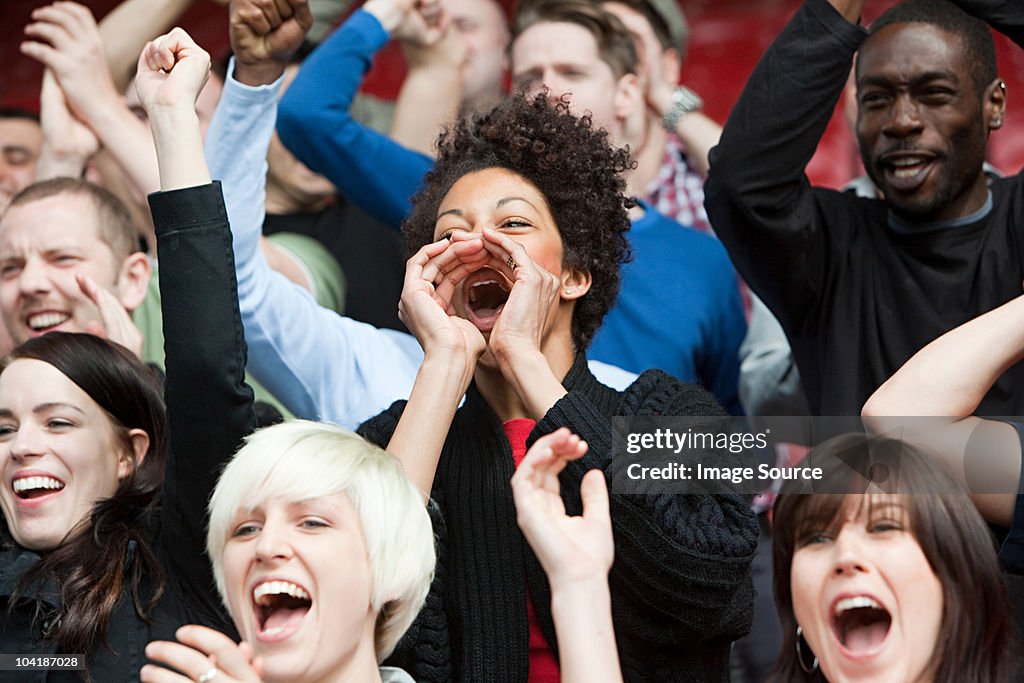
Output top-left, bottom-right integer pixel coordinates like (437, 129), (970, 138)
(141, 625), (263, 683)
(135, 28), (211, 124)
(512, 428), (614, 588)
(400, 238), (486, 379)
(35, 69), (99, 180)
(478, 227), (562, 367)
(134, 28), (212, 190)
(21, 2), (122, 127)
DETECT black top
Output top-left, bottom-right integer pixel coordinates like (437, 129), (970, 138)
(359, 361), (759, 683)
(0, 183), (257, 681)
(705, 0), (1024, 417)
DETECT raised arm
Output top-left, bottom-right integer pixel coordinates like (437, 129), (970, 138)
(862, 295), (1024, 527)
(389, 2), (466, 157)
(276, 0), (433, 228)
(136, 28), (258, 613)
(703, 0), (867, 323)
(99, 0), (196, 92)
(512, 429), (622, 683)
(206, 0), (425, 426)
(952, 0), (1024, 46)
(384, 235), (486, 499)
(527, 376), (758, 674)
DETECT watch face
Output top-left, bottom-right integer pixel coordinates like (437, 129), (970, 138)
(664, 87), (703, 130)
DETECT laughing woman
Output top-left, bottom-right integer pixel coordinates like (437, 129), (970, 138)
(0, 39), (254, 683)
(770, 435), (1019, 682)
(127, 21), (759, 683)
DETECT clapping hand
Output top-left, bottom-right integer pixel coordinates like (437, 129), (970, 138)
(141, 625), (264, 683)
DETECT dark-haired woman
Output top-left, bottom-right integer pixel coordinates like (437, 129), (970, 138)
(146, 24), (758, 683)
(354, 90), (759, 682)
(0, 39), (256, 683)
(770, 434), (1019, 682)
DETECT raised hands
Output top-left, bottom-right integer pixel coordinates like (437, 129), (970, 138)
(512, 428), (613, 586)
(35, 69), (99, 180)
(141, 625), (264, 683)
(21, 1), (122, 126)
(229, 0), (314, 86)
(364, 0), (447, 46)
(135, 28), (211, 119)
(135, 28), (212, 191)
(512, 428), (623, 683)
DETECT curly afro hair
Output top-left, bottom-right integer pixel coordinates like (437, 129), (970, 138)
(402, 92), (634, 351)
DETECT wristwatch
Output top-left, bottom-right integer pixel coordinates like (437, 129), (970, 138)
(662, 86), (703, 131)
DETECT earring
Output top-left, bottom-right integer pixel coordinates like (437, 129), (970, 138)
(796, 626), (819, 674)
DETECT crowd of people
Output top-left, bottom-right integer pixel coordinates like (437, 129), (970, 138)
(0, 0), (1022, 681)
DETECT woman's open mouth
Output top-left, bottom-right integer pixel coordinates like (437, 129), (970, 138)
(252, 580), (313, 643)
(464, 270), (511, 332)
(11, 475), (66, 505)
(830, 595), (892, 657)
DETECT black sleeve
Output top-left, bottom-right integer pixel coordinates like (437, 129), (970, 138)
(953, 0), (1024, 47)
(529, 376), (759, 652)
(704, 0), (866, 329)
(149, 182), (258, 619)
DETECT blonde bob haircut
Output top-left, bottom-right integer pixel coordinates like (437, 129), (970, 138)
(206, 420), (435, 661)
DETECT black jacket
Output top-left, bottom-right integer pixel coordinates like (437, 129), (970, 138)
(0, 183), (257, 681)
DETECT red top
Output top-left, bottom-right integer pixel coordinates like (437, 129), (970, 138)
(503, 418), (561, 682)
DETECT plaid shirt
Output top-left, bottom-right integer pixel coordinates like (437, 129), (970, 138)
(643, 133), (712, 235)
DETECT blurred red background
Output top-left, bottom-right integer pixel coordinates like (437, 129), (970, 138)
(2, 0), (1022, 189)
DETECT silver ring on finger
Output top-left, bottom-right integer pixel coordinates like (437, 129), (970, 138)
(198, 667), (219, 683)
(506, 255), (517, 270)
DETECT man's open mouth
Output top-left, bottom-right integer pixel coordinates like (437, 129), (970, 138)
(26, 312), (70, 334)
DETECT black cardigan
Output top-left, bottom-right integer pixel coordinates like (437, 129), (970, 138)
(0, 183), (257, 681)
(360, 359), (759, 682)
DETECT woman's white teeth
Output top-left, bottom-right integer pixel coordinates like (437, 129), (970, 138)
(27, 313), (69, 330)
(834, 596), (882, 616)
(12, 476), (64, 493)
(253, 581), (310, 604)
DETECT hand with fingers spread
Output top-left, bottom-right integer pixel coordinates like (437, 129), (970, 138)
(229, 0), (314, 86)
(36, 69), (99, 180)
(512, 428), (623, 683)
(512, 428), (613, 587)
(77, 273), (144, 359)
(478, 227), (563, 366)
(21, 2), (122, 131)
(141, 625), (264, 683)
